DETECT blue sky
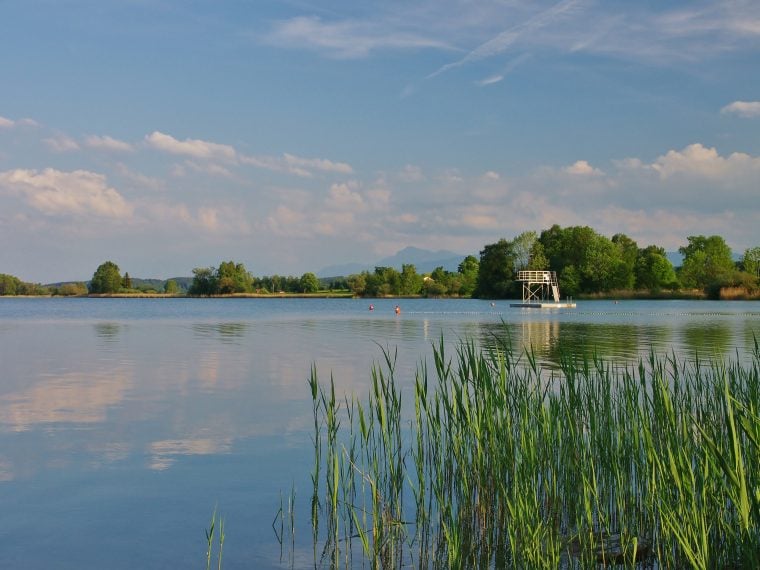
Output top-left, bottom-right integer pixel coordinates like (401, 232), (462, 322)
(1, 0), (759, 283)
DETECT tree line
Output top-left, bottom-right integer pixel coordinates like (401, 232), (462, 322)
(474, 227), (759, 299)
(2, 226), (759, 298)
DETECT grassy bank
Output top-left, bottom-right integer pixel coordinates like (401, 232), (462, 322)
(305, 337), (760, 568)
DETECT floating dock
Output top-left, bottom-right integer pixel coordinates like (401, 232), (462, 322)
(510, 270), (576, 309)
(510, 301), (576, 308)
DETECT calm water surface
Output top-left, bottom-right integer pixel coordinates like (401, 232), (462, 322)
(0, 297), (758, 568)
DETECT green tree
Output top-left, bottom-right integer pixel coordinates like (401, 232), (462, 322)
(189, 267), (217, 296)
(57, 282), (88, 296)
(635, 245), (677, 290)
(511, 231), (538, 271)
(299, 272), (320, 293)
(527, 241), (548, 271)
(164, 279), (180, 295)
(89, 261), (122, 294)
(611, 233), (638, 290)
(475, 239), (517, 298)
(0, 273), (21, 295)
(679, 235), (734, 289)
(742, 247), (760, 279)
(216, 261), (253, 294)
(122, 272), (132, 289)
(347, 272), (367, 296)
(424, 268), (449, 297)
(399, 264), (423, 295)
(539, 225), (632, 293)
(559, 264), (580, 296)
(457, 255), (479, 296)
(369, 266), (400, 296)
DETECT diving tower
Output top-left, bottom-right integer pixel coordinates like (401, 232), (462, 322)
(510, 270), (576, 308)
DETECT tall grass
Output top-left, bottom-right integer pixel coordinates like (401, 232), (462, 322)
(307, 335), (760, 568)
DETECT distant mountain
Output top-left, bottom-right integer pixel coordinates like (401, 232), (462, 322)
(316, 262), (370, 278)
(317, 246), (470, 277)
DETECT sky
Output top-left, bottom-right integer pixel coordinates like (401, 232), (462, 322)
(1, 0), (759, 283)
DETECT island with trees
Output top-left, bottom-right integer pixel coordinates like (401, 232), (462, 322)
(1, 226), (758, 300)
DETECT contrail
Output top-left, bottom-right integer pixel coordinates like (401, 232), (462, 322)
(426, 0), (584, 80)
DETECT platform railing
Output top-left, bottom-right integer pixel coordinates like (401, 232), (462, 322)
(516, 270), (557, 284)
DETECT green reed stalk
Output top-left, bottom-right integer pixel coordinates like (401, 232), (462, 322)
(302, 331), (760, 569)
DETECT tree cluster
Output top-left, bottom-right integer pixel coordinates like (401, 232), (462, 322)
(346, 257), (479, 298)
(474, 227), (758, 299)
(188, 261), (326, 296)
(0, 274), (49, 296)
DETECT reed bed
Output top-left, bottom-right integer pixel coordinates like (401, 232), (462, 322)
(307, 336), (760, 569)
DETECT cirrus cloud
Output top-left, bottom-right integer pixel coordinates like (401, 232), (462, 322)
(264, 16), (453, 59)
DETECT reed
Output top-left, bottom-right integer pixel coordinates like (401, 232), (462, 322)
(205, 507), (225, 570)
(306, 335), (760, 568)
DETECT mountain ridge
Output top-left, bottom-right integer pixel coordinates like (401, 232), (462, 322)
(317, 246), (471, 277)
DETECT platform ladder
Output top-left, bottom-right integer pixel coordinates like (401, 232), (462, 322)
(516, 270), (561, 303)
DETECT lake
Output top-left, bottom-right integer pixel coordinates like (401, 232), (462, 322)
(0, 297), (758, 569)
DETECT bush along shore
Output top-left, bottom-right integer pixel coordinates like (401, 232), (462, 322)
(303, 337), (760, 569)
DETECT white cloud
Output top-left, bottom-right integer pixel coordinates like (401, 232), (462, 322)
(114, 163), (165, 192)
(0, 116), (37, 129)
(264, 16), (452, 59)
(141, 201), (251, 235)
(328, 181), (365, 209)
(366, 187), (391, 210)
(241, 152), (353, 178)
(283, 153), (353, 175)
(438, 169), (463, 184)
(144, 131), (352, 179)
(180, 160), (235, 179)
(145, 131), (237, 162)
(197, 207), (220, 231)
(721, 101), (760, 118)
(43, 135), (80, 152)
(265, 205), (309, 236)
(564, 160), (603, 176)
(649, 143), (760, 179)
(477, 74), (504, 86)
(0, 168), (133, 219)
(399, 164), (424, 182)
(85, 135), (134, 152)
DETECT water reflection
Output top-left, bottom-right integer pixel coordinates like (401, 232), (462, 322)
(95, 322), (122, 340)
(0, 370), (131, 432)
(0, 298), (757, 569)
(471, 313), (759, 370)
(149, 437), (232, 471)
(192, 322), (249, 342)
(681, 322), (732, 358)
